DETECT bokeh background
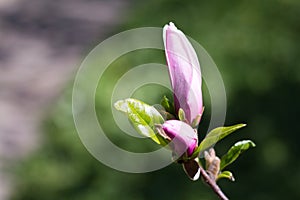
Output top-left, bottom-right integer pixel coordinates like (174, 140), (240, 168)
(1, 0), (300, 199)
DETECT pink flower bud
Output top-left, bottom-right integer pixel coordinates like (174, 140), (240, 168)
(163, 22), (203, 125)
(162, 120), (198, 156)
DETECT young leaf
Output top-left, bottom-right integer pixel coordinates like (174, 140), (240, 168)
(114, 98), (167, 145)
(220, 140), (256, 170)
(198, 124), (246, 154)
(191, 112), (202, 128)
(217, 171), (235, 181)
(178, 108), (186, 122)
(160, 95), (175, 115)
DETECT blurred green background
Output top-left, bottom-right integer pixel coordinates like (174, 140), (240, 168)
(11, 0), (300, 199)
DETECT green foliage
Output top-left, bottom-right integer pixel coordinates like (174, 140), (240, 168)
(217, 171), (235, 182)
(220, 140), (256, 170)
(178, 108), (186, 122)
(160, 95), (175, 115)
(191, 113), (202, 128)
(197, 124), (246, 154)
(114, 98), (167, 145)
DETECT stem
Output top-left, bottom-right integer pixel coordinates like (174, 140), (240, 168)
(199, 167), (229, 200)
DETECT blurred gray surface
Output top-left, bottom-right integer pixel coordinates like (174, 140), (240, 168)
(0, 0), (129, 199)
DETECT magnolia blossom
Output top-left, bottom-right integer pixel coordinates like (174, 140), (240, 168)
(163, 22), (203, 125)
(162, 120), (198, 156)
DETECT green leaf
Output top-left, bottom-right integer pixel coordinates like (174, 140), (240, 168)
(160, 96), (175, 115)
(114, 98), (167, 145)
(217, 171), (235, 181)
(198, 124), (246, 154)
(191, 113), (202, 128)
(220, 140), (256, 170)
(178, 108), (186, 122)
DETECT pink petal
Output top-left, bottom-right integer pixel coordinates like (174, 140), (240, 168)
(163, 22), (203, 124)
(162, 120), (198, 156)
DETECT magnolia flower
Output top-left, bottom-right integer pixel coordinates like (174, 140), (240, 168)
(161, 120), (200, 180)
(162, 120), (198, 156)
(163, 22), (203, 125)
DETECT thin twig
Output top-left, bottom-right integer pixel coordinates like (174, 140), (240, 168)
(199, 167), (229, 200)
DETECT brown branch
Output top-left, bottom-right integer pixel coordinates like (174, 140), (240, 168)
(199, 167), (229, 200)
